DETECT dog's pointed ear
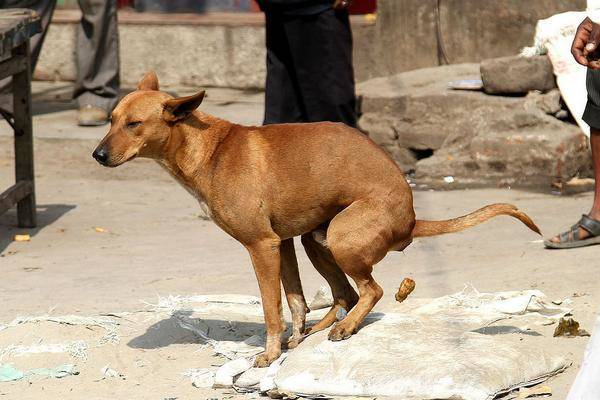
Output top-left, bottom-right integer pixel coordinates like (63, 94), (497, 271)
(137, 71), (159, 91)
(162, 91), (206, 122)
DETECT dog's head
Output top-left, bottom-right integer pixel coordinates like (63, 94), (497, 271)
(92, 72), (206, 167)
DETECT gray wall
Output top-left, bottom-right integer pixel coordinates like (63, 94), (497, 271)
(371, 0), (586, 77)
(37, 1), (587, 89)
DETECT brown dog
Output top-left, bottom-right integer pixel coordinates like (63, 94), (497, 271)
(93, 72), (541, 367)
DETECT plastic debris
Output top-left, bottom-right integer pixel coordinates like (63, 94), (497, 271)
(184, 368), (215, 388)
(335, 307), (348, 321)
(0, 364), (78, 381)
(0, 314), (120, 345)
(101, 364), (125, 380)
(214, 358), (252, 388)
(415, 285), (572, 324)
(152, 294), (261, 314)
(0, 364), (23, 382)
(395, 278), (416, 303)
(13, 234), (30, 242)
(259, 353), (287, 394)
(94, 227), (107, 233)
(309, 286), (334, 310)
(235, 367), (268, 392)
(517, 385), (552, 398)
(28, 364), (79, 379)
(0, 340), (88, 361)
(212, 335), (265, 360)
(443, 176), (455, 183)
(553, 318), (590, 338)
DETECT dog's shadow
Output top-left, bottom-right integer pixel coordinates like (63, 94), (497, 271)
(128, 310), (386, 349)
(128, 310), (266, 349)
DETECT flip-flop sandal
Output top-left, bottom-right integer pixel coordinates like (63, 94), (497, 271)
(544, 214), (600, 249)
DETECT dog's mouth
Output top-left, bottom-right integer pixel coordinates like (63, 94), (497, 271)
(124, 152), (138, 163)
(99, 152), (138, 168)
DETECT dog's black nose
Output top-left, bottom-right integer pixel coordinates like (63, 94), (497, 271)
(93, 148), (108, 164)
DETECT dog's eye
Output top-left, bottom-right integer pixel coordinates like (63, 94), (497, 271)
(126, 121), (142, 129)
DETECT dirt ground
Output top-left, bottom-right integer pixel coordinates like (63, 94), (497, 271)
(0, 83), (599, 399)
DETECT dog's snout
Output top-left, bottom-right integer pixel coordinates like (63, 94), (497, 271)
(92, 147), (108, 164)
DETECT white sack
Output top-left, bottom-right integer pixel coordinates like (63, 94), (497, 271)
(275, 288), (571, 400)
(522, 11), (590, 136)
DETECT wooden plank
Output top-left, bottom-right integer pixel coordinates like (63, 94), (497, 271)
(0, 54), (26, 79)
(12, 41), (36, 228)
(0, 181), (32, 216)
(0, 9), (41, 57)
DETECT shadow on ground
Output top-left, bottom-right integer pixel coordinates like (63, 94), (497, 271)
(128, 311), (266, 349)
(0, 203), (76, 252)
(127, 309), (388, 350)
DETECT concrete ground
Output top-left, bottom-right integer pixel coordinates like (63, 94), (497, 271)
(0, 82), (599, 399)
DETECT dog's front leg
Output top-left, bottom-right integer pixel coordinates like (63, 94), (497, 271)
(247, 238), (285, 367)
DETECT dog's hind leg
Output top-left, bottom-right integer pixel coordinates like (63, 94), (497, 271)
(325, 198), (412, 341)
(301, 232), (359, 335)
(280, 238), (309, 349)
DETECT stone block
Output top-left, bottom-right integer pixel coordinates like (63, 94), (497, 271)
(481, 55), (556, 94)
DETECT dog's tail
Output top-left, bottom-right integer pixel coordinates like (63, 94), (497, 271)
(411, 203), (541, 238)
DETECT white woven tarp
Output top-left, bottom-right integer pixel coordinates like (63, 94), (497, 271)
(273, 288), (571, 400)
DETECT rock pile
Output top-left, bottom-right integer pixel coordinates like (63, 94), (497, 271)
(357, 60), (592, 190)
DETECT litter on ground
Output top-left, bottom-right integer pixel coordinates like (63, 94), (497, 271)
(0, 286), (579, 399)
(553, 317), (591, 338)
(0, 363), (78, 381)
(516, 385), (552, 399)
(13, 234), (30, 242)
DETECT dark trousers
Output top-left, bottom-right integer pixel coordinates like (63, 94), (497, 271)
(263, 8), (356, 127)
(584, 69), (600, 130)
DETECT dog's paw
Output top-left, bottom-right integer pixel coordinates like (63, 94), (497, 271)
(286, 334), (303, 349)
(254, 350), (281, 368)
(327, 322), (355, 341)
(302, 326), (314, 336)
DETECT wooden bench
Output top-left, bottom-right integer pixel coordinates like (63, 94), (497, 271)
(0, 9), (40, 228)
